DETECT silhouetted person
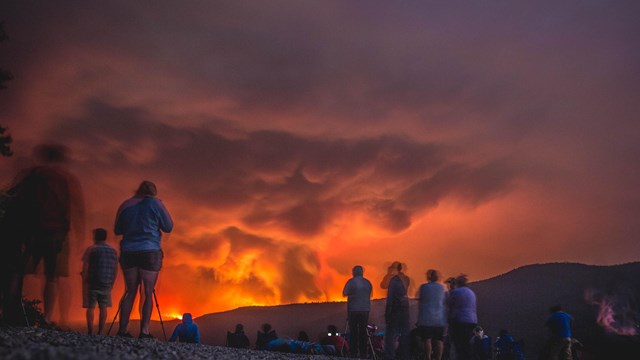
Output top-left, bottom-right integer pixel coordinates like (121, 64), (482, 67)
(169, 312), (200, 343)
(447, 274), (477, 360)
(18, 144), (85, 325)
(444, 277), (457, 292)
(227, 323), (250, 348)
(0, 179), (29, 325)
(256, 323), (277, 350)
(544, 305), (574, 360)
(297, 330), (310, 342)
(381, 261), (410, 290)
(81, 228), (117, 335)
(320, 324), (350, 356)
(343, 264), (373, 358)
(115, 181), (173, 339)
(469, 326), (491, 360)
(383, 261), (411, 360)
(416, 269), (447, 360)
(494, 329), (524, 360)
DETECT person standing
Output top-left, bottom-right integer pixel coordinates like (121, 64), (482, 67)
(18, 144), (85, 325)
(115, 181), (173, 339)
(545, 305), (574, 360)
(447, 274), (477, 360)
(81, 228), (117, 335)
(343, 265), (373, 358)
(383, 261), (411, 360)
(416, 269), (447, 360)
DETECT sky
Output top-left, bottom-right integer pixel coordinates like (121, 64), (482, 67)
(1, 1), (639, 323)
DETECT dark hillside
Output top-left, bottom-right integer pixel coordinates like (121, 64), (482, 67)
(473, 262), (640, 358)
(192, 262), (640, 359)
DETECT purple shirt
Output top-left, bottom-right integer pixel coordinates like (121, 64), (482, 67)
(448, 286), (477, 324)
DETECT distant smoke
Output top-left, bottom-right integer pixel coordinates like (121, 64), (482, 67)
(584, 288), (639, 336)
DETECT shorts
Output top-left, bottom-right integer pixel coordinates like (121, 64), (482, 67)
(119, 250), (163, 272)
(416, 326), (445, 342)
(83, 288), (112, 308)
(27, 231), (69, 278)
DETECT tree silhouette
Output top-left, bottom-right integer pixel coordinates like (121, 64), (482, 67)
(0, 21), (13, 157)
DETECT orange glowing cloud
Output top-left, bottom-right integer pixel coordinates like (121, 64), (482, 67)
(2, 0), (640, 325)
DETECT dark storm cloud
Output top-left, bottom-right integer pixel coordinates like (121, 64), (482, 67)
(399, 160), (517, 211)
(49, 100), (519, 235)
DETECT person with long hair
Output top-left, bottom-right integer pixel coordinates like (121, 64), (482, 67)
(114, 181), (173, 338)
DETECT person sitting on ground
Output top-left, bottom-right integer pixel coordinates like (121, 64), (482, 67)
(169, 313), (200, 344)
(227, 323), (250, 348)
(256, 323), (277, 350)
(298, 330), (310, 342)
(320, 324), (350, 356)
(494, 329), (524, 360)
(81, 228), (118, 335)
(470, 326), (492, 360)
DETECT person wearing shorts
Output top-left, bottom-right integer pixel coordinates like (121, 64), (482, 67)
(114, 181), (173, 339)
(18, 144), (86, 325)
(82, 228), (117, 335)
(416, 269), (447, 360)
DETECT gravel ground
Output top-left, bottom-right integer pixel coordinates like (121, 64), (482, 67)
(0, 326), (346, 360)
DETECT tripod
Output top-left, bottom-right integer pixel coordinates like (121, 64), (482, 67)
(345, 318), (378, 360)
(107, 289), (167, 340)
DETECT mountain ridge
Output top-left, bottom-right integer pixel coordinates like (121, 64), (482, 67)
(179, 261), (640, 358)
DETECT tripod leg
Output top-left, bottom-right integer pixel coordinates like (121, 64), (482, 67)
(107, 291), (126, 336)
(21, 298), (30, 327)
(368, 335), (377, 360)
(153, 290), (167, 341)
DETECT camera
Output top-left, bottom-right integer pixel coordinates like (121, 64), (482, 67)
(366, 324), (378, 336)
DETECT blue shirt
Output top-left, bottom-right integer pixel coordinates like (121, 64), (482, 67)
(115, 196), (173, 252)
(546, 311), (573, 338)
(417, 282), (447, 327)
(169, 313), (200, 344)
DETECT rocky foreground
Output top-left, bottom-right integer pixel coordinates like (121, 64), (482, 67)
(0, 326), (343, 360)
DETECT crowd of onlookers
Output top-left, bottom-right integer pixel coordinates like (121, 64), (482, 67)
(211, 262), (575, 360)
(0, 144), (576, 360)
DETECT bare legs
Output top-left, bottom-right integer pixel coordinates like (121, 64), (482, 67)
(118, 268), (139, 334)
(86, 308), (94, 334)
(98, 306), (107, 334)
(139, 269), (158, 335)
(87, 306), (108, 335)
(424, 339), (444, 360)
(43, 276), (57, 324)
(118, 267), (158, 336)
